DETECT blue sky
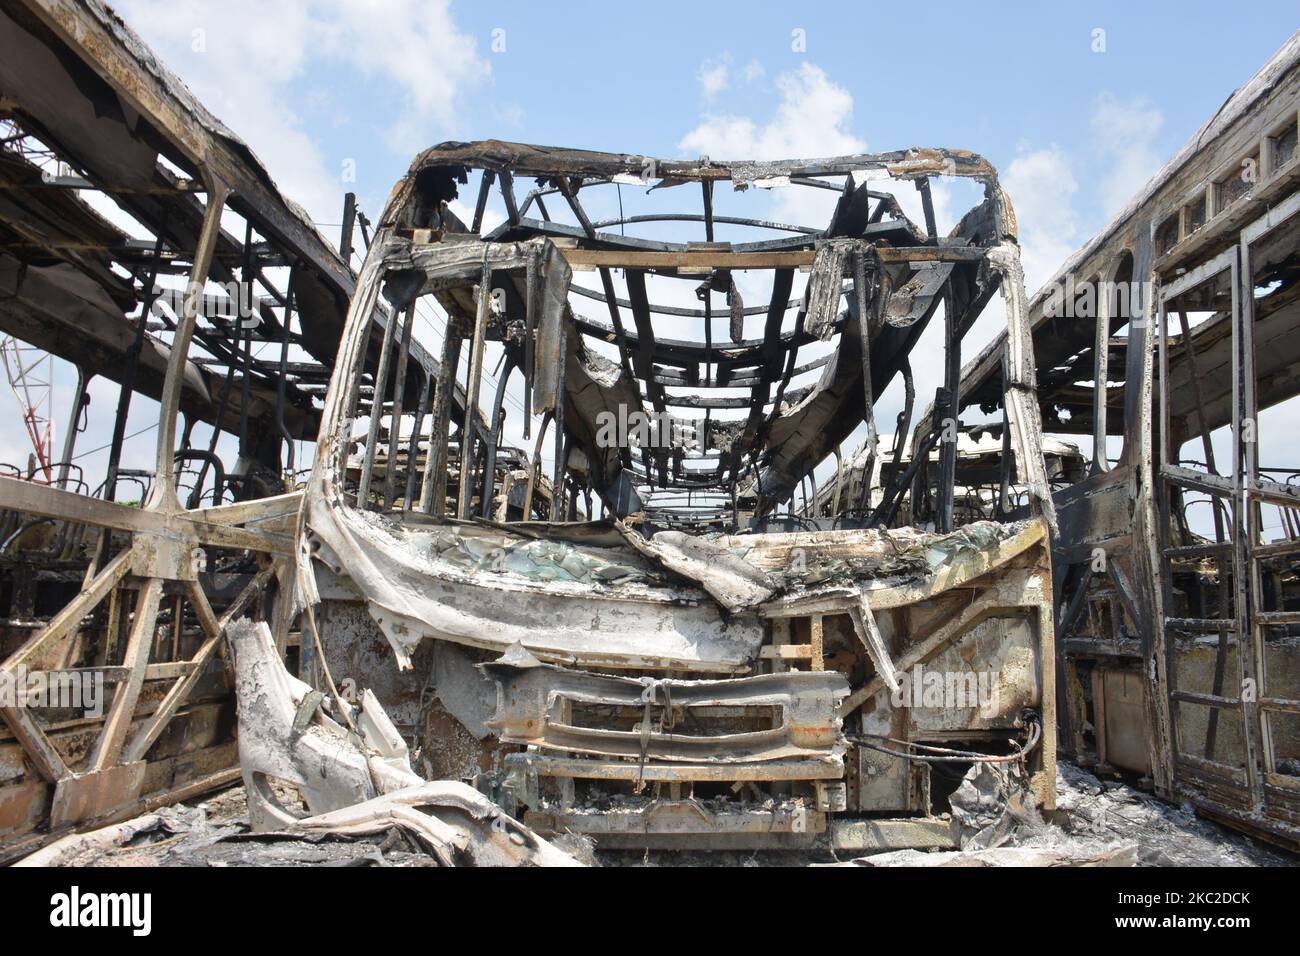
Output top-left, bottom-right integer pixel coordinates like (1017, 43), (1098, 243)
(114, 1), (1297, 276)
(9, 1), (1298, 506)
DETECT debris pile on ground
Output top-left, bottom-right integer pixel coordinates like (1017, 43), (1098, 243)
(17, 762), (1298, 867)
(948, 762), (1044, 849)
(16, 787), (444, 868)
(839, 844), (1140, 867)
(1048, 763), (1295, 866)
(835, 762), (1296, 868)
(224, 618), (579, 866)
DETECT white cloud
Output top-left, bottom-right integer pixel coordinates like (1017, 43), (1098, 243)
(1089, 92), (1164, 220)
(678, 62), (959, 240)
(0, 2), (494, 488)
(448, 199), (503, 236)
(114, 0), (490, 222)
(698, 55), (730, 98)
(681, 63), (861, 161)
(313, 0), (489, 125)
(673, 62), (976, 475)
(995, 94), (1164, 294)
(679, 63), (868, 231)
(696, 54), (765, 102)
(1003, 143), (1079, 295)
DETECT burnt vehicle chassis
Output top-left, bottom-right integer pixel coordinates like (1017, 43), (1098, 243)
(0, 0), (354, 856)
(0, 0), (542, 861)
(299, 141), (1060, 850)
(954, 34), (1300, 851)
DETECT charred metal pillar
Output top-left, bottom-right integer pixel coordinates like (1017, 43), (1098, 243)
(382, 303), (416, 510)
(458, 258), (493, 518)
(148, 182), (229, 506)
(55, 365), (88, 490)
(421, 314), (464, 516)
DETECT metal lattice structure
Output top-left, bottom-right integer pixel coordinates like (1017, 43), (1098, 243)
(0, 335), (54, 481)
(8, 0), (1294, 861)
(292, 138), (1062, 851)
(953, 30), (1300, 851)
(0, 0), (469, 857)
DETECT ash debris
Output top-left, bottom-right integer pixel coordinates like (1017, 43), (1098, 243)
(18, 762), (1297, 867)
(848, 763), (1296, 867)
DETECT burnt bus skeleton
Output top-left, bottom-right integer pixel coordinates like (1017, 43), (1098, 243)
(296, 141), (1060, 850)
(960, 34), (1300, 851)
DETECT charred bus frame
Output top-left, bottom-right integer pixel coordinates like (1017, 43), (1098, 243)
(300, 140), (1061, 850)
(959, 32), (1300, 851)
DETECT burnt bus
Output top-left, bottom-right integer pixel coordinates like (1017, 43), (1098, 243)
(950, 34), (1300, 850)
(294, 141), (1060, 850)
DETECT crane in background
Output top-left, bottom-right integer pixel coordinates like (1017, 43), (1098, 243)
(0, 335), (55, 482)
